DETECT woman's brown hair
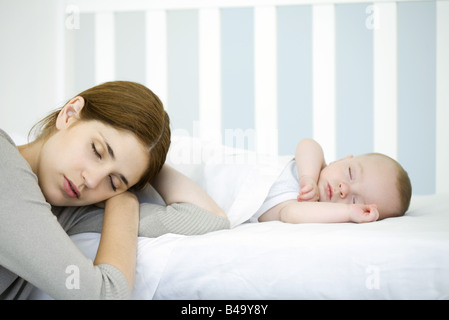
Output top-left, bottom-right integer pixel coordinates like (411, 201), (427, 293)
(30, 81), (170, 190)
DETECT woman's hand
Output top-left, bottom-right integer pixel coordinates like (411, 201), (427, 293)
(95, 190), (137, 208)
(103, 191), (138, 209)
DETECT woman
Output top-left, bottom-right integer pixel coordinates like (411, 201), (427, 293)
(0, 81), (228, 299)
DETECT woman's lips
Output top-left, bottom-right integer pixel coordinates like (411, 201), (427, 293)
(64, 177), (80, 199)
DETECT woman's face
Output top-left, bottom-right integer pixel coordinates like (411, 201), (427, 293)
(37, 103), (149, 206)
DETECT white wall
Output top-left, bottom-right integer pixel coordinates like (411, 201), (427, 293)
(0, 0), (447, 194)
(0, 0), (65, 144)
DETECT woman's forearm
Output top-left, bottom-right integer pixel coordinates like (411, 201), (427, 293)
(93, 192), (139, 292)
(151, 165), (226, 218)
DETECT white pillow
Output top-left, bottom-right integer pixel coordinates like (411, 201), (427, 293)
(166, 135), (290, 226)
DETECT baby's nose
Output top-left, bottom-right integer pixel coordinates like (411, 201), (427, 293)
(339, 182), (349, 198)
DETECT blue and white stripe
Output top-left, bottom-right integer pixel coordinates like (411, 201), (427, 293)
(65, 0), (449, 195)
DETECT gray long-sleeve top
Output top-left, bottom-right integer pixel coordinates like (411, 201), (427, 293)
(0, 129), (229, 299)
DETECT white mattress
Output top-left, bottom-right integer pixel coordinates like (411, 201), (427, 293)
(60, 193), (448, 300)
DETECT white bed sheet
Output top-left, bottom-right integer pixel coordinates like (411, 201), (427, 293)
(65, 193), (449, 300)
(30, 137), (449, 299)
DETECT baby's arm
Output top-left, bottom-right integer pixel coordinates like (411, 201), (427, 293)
(295, 139), (326, 201)
(277, 200), (379, 224)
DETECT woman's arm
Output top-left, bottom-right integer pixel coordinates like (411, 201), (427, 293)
(93, 191), (139, 292)
(151, 164), (226, 218)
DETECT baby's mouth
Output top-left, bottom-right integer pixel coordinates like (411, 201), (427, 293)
(327, 183), (333, 201)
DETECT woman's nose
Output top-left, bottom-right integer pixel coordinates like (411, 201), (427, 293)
(82, 168), (106, 189)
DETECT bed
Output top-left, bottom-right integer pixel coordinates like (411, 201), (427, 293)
(21, 0), (449, 300)
(29, 137), (449, 300)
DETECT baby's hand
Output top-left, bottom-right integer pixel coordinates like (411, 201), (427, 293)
(297, 175), (319, 202)
(349, 204), (379, 223)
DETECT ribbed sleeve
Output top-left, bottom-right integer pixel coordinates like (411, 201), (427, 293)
(138, 202), (230, 237)
(97, 264), (131, 300)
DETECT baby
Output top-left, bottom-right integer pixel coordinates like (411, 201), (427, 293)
(252, 139), (412, 224)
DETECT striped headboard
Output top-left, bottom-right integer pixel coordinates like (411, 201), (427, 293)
(64, 0), (449, 195)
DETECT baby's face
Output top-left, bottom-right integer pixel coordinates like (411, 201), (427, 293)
(317, 154), (400, 219)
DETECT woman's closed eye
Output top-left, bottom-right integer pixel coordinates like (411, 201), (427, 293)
(91, 142), (117, 191)
(109, 176), (117, 192)
(91, 142), (102, 159)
